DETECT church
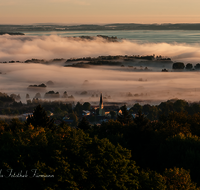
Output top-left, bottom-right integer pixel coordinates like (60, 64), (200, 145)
(98, 93), (121, 116)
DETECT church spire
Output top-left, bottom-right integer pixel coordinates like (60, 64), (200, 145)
(99, 93), (105, 116)
(100, 93), (103, 105)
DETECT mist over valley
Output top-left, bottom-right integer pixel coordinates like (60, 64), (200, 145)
(0, 62), (199, 105)
(0, 33), (200, 105)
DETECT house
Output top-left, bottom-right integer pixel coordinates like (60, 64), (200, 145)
(21, 113), (33, 121)
(82, 110), (90, 116)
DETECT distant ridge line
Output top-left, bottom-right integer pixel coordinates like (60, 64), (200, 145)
(1, 23), (200, 31)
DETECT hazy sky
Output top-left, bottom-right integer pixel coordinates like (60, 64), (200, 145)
(0, 0), (200, 24)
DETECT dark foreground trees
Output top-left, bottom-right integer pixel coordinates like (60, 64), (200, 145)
(26, 104), (54, 129)
(89, 106), (200, 188)
(0, 105), (200, 189)
(0, 122), (140, 189)
(1, 118), (199, 190)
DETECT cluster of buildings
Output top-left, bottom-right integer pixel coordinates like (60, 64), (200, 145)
(19, 93), (139, 126)
(63, 93), (123, 125)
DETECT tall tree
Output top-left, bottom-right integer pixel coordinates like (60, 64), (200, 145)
(117, 105), (133, 124)
(69, 112), (79, 127)
(134, 110), (149, 128)
(78, 117), (90, 130)
(74, 102), (83, 116)
(82, 102), (91, 111)
(26, 105), (54, 129)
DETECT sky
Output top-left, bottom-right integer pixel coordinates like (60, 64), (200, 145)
(0, 0), (200, 24)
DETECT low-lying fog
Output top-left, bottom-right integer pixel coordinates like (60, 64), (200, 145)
(1, 35), (200, 63)
(0, 35), (200, 105)
(0, 62), (199, 105)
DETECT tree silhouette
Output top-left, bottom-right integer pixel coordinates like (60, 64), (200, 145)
(134, 110), (149, 128)
(195, 63), (200, 70)
(130, 103), (142, 113)
(26, 105), (54, 129)
(69, 112), (79, 127)
(110, 110), (116, 119)
(78, 117), (90, 130)
(172, 62), (185, 69)
(185, 63), (193, 70)
(82, 102), (91, 111)
(117, 105), (132, 124)
(74, 102), (83, 116)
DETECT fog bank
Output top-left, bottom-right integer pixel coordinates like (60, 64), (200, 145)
(1, 35), (200, 63)
(0, 63), (200, 105)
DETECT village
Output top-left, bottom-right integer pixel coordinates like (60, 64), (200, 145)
(20, 93), (129, 126)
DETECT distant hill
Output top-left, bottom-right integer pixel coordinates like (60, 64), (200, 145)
(0, 32), (25, 35)
(1, 23), (200, 31)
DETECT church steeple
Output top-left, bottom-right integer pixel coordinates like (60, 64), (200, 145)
(100, 93), (103, 107)
(99, 93), (105, 116)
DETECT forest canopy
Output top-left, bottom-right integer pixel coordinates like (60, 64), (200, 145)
(0, 103), (200, 189)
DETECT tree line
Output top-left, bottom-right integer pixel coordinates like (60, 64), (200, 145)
(172, 62), (200, 70)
